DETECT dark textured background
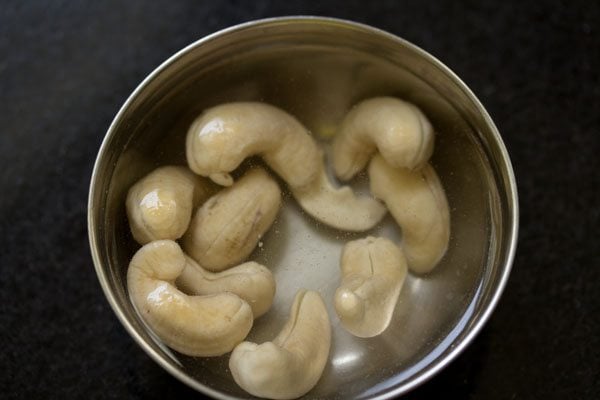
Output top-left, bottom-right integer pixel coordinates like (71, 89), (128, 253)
(1, 1), (598, 399)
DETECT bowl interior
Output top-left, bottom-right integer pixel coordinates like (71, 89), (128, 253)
(89, 18), (516, 399)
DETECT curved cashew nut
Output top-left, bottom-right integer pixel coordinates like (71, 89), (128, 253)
(127, 240), (253, 356)
(186, 102), (386, 232)
(182, 167), (281, 271)
(334, 236), (408, 338)
(126, 166), (214, 244)
(291, 160), (387, 232)
(177, 256), (276, 318)
(369, 154), (450, 274)
(332, 97), (434, 181)
(229, 290), (331, 400)
(186, 102), (320, 188)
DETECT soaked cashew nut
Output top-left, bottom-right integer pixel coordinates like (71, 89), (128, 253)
(332, 97), (434, 181)
(369, 154), (450, 274)
(229, 290), (331, 400)
(186, 102), (386, 232)
(291, 159), (387, 232)
(186, 102), (320, 188)
(334, 236), (408, 338)
(182, 167), (281, 271)
(126, 166), (214, 244)
(127, 240), (253, 356)
(177, 256), (276, 318)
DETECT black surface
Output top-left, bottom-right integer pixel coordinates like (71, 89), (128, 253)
(1, 1), (598, 399)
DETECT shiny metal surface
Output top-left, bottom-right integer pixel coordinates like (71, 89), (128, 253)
(88, 16), (518, 400)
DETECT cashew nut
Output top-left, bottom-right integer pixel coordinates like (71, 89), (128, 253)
(177, 256), (276, 318)
(186, 102), (320, 188)
(332, 97), (434, 181)
(182, 167), (281, 271)
(127, 240), (253, 356)
(291, 161), (387, 232)
(186, 102), (386, 231)
(334, 236), (408, 338)
(369, 154), (450, 274)
(229, 290), (331, 400)
(126, 166), (214, 244)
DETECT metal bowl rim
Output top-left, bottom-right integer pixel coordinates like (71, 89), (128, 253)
(87, 15), (519, 400)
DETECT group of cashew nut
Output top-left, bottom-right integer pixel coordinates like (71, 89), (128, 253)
(124, 97), (450, 399)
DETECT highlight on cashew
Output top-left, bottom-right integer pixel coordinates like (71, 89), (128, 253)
(127, 240), (253, 356)
(126, 165), (214, 244)
(182, 167), (281, 272)
(332, 97), (434, 181)
(334, 236), (408, 338)
(186, 102), (386, 232)
(177, 256), (276, 318)
(369, 154), (450, 274)
(229, 290), (331, 400)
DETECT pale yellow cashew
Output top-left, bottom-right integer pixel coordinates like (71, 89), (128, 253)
(127, 240), (253, 356)
(177, 256), (276, 318)
(229, 290), (331, 400)
(186, 102), (386, 232)
(291, 158), (388, 233)
(332, 97), (434, 181)
(126, 166), (214, 244)
(182, 167), (281, 272)
(186, 102), (319, 188)
(369, 154), (450, 274)
(334, 236), (408, 338)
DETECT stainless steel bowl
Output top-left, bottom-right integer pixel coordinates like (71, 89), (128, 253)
(88, 16), (518, 399)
